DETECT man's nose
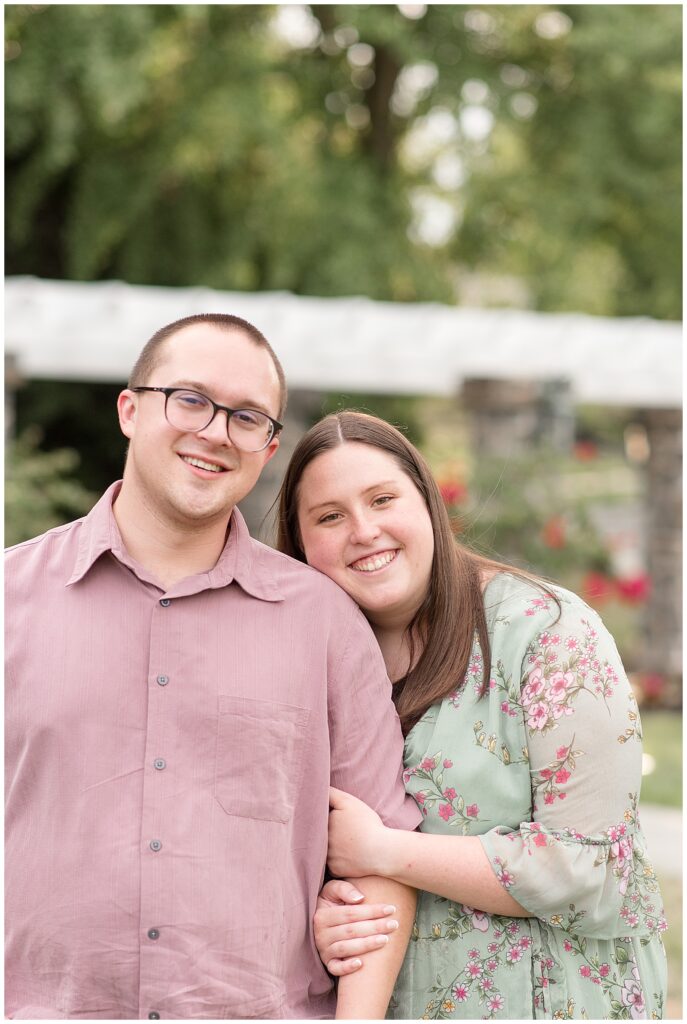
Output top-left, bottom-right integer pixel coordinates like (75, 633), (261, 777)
(195, 409), (233, 446)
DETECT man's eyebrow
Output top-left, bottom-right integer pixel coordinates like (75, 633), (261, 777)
(166, 380), (273, 416)
(306, 480), (399, 514)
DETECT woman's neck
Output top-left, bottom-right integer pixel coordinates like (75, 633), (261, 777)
(371, 623), (416, 684)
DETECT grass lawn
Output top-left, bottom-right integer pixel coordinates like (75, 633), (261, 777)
(640, 710), (682, 808)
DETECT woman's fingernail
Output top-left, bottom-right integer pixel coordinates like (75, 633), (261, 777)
(351, 959), (362, 968)
(375, 934), (390, 945)
(383, 905), (396, 914)
(350, 891), (365, 901)
(385, 920), (399, 931)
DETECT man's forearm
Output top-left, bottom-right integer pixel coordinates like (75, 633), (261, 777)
(334, 875), (416, 1020)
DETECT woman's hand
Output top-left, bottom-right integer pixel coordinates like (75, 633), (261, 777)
(314, 879), (401, 976)
(327, 787), (393, 878)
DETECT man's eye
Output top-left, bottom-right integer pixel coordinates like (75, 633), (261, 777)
(233, 411), (263, 428)
(177, 392), (208, 408)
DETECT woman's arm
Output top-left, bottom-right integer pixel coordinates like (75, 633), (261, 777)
(333, 875), (416, 1020)
(328, 787), (528, 917)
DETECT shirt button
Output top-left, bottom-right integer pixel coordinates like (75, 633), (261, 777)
(147, 928), (160, 940)
(160, 598), (171, 607)
(153, 758), (166, 771)
(148, 1014), (160, 1020)
(149, 839), (162, 852)
(156, 674), (169, 686)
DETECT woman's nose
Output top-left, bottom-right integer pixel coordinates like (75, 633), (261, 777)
(349, 513), (381, 545)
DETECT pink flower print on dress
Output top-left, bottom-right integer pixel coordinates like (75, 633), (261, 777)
(443, 787), (457, 801)
(443, 759), (453, 768)
(621, 967), (646, 1019)
(522, 668), (546, 707)
(487, 995), (505, 1012)
(506, 946), (523, 963)
(599, 963), (611, 978)
(466, 804), (479, 817)
(579, 965), (591, 978)
(466, 961), (482, 979)
(438, 803), (455, 821)
(462, 906), (490, 932)
(452, 984), (469, 1003)
(527, 701), (550, 730)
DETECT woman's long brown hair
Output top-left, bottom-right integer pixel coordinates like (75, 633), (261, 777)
(277, 411), (556, 735)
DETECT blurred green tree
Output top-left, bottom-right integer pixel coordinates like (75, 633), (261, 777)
(5, 429), (97, 546)
(5, 4), (681, 317)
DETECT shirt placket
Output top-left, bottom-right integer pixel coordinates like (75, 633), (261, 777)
(138, 595), (178, 1021)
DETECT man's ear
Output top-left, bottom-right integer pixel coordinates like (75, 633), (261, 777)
(117, 389), (138, 440)
(260, 434), (280, 468)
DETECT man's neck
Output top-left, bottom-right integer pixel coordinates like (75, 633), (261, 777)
(113, 482), (232, 591)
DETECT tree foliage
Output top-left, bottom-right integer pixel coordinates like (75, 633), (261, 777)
(6, 4), (681, 316)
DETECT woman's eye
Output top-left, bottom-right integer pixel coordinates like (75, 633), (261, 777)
(318, 512), (341, 524)
(373, 495), (393, 507)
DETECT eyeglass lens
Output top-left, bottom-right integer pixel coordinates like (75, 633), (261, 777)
(166, 391), (273, 451)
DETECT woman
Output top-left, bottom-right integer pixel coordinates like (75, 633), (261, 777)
(277, 411), (667, 1021)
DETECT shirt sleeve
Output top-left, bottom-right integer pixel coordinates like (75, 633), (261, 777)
(478, 594), (666, 941)
(327, 601), (422, 832)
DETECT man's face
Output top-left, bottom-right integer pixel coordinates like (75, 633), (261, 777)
(117, 324), (281, 530)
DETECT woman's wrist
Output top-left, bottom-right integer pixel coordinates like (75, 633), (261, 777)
(375, 826), (407, 878)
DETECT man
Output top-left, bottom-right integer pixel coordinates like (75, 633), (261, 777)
(6, 314), (420, 1020)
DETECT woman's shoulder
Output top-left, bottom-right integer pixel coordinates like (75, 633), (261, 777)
(482, 570), (600, 636)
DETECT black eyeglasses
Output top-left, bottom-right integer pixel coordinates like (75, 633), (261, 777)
(133, 387), (283, 452)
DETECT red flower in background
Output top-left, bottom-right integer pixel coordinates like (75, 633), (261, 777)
(574, 440), (598, 461)
(582, 571), (615, 604)
(542, 516), (566, 549)
(439, 480), (467, 506)
(616, 574), (652, 604)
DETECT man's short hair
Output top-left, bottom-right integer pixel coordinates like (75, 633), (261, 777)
(128, 313), (287, 420)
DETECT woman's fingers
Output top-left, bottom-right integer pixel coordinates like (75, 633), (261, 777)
(315, 901), (397, 928)
(325, 956), (363, 977)
(326, 928), (398, 960)
(318, 878), (365, 905)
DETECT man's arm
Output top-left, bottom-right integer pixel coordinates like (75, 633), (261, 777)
(334, 876), (416, 1020)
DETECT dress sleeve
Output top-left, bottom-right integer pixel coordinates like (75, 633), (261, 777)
(328, 601), (422, 832)
(478, 594), (666, 941)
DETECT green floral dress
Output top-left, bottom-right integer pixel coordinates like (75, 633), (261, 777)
(388, 574), (667, 1020)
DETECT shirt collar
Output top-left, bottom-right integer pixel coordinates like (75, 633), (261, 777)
(66, 480), (283, 602)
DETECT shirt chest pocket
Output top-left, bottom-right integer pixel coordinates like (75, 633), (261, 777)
(214, 695), (311, 824)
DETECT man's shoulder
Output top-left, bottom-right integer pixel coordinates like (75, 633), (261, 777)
(5, 516), (85, 585)
(248, 537), (360, 609)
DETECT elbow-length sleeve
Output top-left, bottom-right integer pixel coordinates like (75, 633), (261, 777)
(479, 591), (667, 942)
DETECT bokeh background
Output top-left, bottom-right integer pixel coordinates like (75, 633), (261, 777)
(5, 4), (682, 1015)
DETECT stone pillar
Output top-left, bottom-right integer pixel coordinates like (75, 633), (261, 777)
(641, 407), (682, 679)
(238, 389), (325, 545)
(461, 377), (574, 455)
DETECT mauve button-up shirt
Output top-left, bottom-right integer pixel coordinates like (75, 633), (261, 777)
(6, 482), (421, 1021)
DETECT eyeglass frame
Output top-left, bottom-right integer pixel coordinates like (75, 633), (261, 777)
(132, 386), (283, 452)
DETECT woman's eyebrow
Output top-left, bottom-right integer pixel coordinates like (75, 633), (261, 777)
(306, 480), (398, 514)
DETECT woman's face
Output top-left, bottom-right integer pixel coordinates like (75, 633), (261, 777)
(296, 442), (435, 630)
